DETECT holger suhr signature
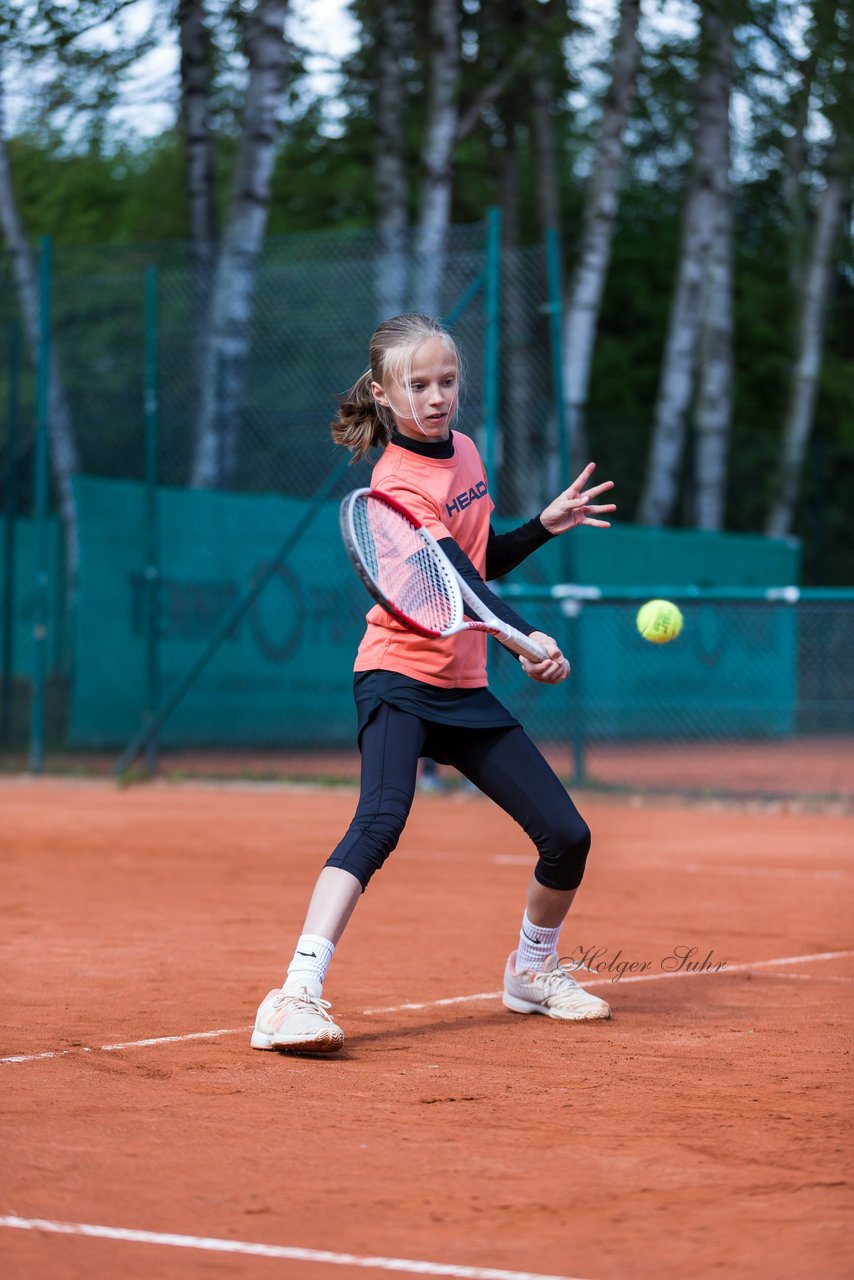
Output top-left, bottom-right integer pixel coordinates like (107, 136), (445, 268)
(560, 945), (728, 982)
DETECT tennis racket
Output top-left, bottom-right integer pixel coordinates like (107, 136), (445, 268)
(339, 487), (548, 662)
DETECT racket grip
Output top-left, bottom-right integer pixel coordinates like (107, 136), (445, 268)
(498, 629), (549, 663)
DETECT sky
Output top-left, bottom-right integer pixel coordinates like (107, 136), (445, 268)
(4, 0), (362, 140)
(110, 0), (620, 142)
(4, 0), (815, 169)
(111, 0), (362, 140)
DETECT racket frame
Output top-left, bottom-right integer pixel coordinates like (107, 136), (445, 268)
(340, 487), (548, 663)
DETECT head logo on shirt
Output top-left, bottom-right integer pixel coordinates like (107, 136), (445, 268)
(446, 480), (488, 518)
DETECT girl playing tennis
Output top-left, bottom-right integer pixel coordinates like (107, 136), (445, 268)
(252, 313), (616, 1053)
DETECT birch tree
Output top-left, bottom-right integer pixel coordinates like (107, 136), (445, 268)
(375, 0), (408, 320)
(764, 1), (852, 538)
(765, 135), (849, 538)
(189, 0), (290, 489)
(756, 2), (834, 291)
(414, 0), (460, 318)
(492, 0), (564, 513)
(0, 54), (80, 571)
(636, 0), (733, 526)
(368, 0), (541, 324)
(561, 0), (641, 468)
(692, 17), (734, 532)
(782, 44), (819, 292)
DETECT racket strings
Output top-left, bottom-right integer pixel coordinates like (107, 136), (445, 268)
(351, 497), (459, 634)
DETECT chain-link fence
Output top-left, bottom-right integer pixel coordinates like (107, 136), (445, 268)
(1, 220), (852, 800)
(500, 588), (853, 801)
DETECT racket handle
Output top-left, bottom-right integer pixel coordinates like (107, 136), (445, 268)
(494, 627), (549, 663)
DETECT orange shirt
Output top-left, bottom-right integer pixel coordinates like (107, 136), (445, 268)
(353, 432), (494, 687)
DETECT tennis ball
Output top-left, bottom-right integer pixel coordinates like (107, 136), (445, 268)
(636, 599), (684, 644)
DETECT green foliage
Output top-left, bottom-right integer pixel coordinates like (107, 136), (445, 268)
(269, 106), (376, 232)
(8, 133), (187, 244)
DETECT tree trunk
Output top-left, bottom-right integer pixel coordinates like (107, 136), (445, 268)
(561, 0), (641, 470)
(692, 171), (733, 529)
(178, 0), (216, 250)
(765, 140), (847, 539)
(528, 0), (563, 241)
(0, 68), (80, 574)
(525, 1), (563, 499)
(529, 52), (561, 243)
(177, 0), (217, 402)
(455, 37), (535, 144)
(375, 0), (408, 321)
(783, 46), (819, 292)
(693, 21), (734, 532)
(499, 126), (541, 516)
(636, 1), (732, 527)
(414, 0), (459, 319)
(189, 0), (290, 490)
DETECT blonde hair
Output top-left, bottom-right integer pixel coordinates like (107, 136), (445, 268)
(331, 313), (461, 461)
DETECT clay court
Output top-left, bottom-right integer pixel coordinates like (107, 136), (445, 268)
(2, 777), (852, 1280)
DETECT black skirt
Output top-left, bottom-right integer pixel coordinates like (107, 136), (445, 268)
(353, 669), (520, 754)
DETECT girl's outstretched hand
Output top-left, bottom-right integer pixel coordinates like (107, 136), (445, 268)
(519, 632), (570, 684)
(540, 462), (616, 535)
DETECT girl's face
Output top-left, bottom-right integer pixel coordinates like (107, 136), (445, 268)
(371, 336), (459, 442)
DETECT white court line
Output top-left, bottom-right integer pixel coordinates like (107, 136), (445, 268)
(0, 1215), (588, 1280)
(763, 972), (854, 984)
(0, 1028), (249, 1065)
(680, 863), (850, 880)
(3, 950), (853, 1064)
(362, 949), (854, 1013)
(493, 855), (851, 880)
(363, 992), (502, 1015)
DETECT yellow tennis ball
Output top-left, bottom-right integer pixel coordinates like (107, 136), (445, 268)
(636, 599), (684, 644)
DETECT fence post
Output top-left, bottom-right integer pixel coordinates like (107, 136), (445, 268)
(1, 318), (20, 747)
(29, 237), (52, 774)
(563, 601), (587, 787)
(482, 207), (501, 501)
(143, 266), (161, 774)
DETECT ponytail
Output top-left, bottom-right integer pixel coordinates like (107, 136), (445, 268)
(330, 369), (391, 461)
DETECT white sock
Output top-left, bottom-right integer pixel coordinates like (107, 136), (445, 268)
(285, 934), (335, 995)
(516, 911), (562, 973)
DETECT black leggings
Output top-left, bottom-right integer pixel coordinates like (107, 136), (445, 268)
(325, 702), (591, 892)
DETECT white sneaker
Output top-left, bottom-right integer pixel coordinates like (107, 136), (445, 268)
(250, 985), (344, 1053)
(503, 951), (611, 1021)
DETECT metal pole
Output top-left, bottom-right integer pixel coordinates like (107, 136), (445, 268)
(545, 227), (570, 489)
(442, 271), (483, 329)
(565, 603), (586, 787)
(143, 266), (161, 774)
(482, 206), (501, 501)
(1, 319), (20, 747)
(29, 237), (51, 774)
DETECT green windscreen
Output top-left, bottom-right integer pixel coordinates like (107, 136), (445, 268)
(68, 477), (801, 747)
(69, 477), (366, 747)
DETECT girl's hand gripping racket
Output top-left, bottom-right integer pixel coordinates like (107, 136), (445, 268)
(339, 488), (548, 663)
